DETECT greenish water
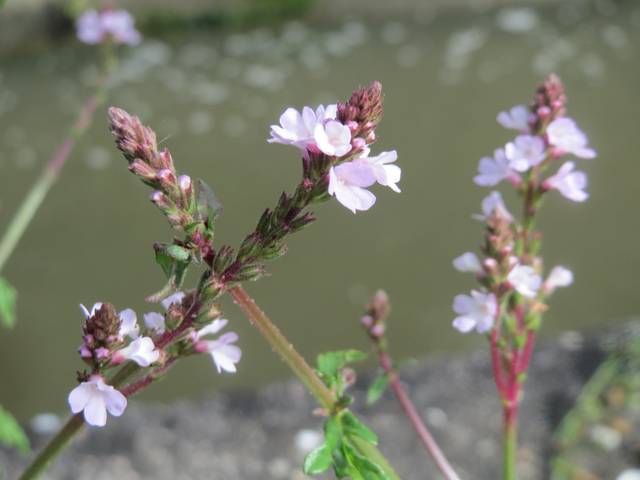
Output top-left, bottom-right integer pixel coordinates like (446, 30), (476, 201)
(1, 3), (639, 421)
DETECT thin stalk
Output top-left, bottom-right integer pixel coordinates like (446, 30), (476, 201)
(377, 347), (461, 480)
(229, 284), (401, 480)
(502, 409), (518, 480)
(0, 60), (112, 273)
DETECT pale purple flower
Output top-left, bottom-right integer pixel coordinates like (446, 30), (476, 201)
(68, 375), (127, 427)
(505, 135), (547, 172)
(144, 312), (166, 335)
(113, 337), (160, 367)
(80, 302), (103, 319)
(192, 319), (242, 374)
(507, 264), (542, 298)
(452, 290), (497, 334)
(314, 120), (352, 157)
(354, 149), (401, 192)
(267, 104), (337, 150)
(76, 9), (141, 46)
(475, 191), (513, 222)
(497, 105), (531, 131)
(547, 118), (596, 159)
(328, 162), (377, 213)
(118, 308), (139, 340)
(474, 148), (520, 187)
(544, 161), (588, 202)
(543, 266), (574, 293)
(161, 291), (185, 310)
(453, 252), (482, 273)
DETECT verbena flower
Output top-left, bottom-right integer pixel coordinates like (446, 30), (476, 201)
(507, 264), (542, 298)
(76, 9), (141, 46)
(113, 337), (160, 367)
(474, 148), (519, 187)
(505, 135), (546, 172)
(192, 319), (242, 373)
(476, 191), (513, 222)
(355, 149), (401, 192)
(547, 118), (596, 159)
(117, 308), (140, 340)
(143, 312), (166, 335)
(313, 120), (352, 157)
(267, 105), (337, 150)
(453, 252), (482, 273)
(452, 290), (497, 333)
(328, 162), (377, 213)
(544, 266), (574, 293)
(496, 105), (531, 131)
(68, 375), (127, 427)
(544, 161), (589, 202)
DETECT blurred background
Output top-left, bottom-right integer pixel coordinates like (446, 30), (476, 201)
(0, 0), (639, 422)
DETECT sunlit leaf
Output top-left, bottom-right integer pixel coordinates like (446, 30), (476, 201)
(303, 443), (332, 475)
(367, 374), (390, 405)
(0, 405), (29, 454)
(0, 277), (17, 329)
(341, 411), (378, 445)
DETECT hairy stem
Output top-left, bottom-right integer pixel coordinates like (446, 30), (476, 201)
(229, 284), (401, 480)
(377, 346), (461, 480)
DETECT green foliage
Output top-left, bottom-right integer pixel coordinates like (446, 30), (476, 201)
(303, 411), (387, 479)
(0, 277), (17, 329)
(195, 179), (222, 229)
(317, 350), (367, 380)
(0, 405), (29, 454)
(367, 374), (390, 405)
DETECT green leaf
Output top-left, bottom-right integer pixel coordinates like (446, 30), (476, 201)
(342, 442), (389, 480)
(317, 350), (368, 378)
(0, 405), (29, 454)
(303, 443), (333, 475)
(0, 277), (17, 329)
(324, 416), (342, 451)
(196, 179), (222, 227)
(166, 244), (190, 262)
(367, 374), (390, 405)
(341, 411), (378, 445)
(332, 446), (351, 478)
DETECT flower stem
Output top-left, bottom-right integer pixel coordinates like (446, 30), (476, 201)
(18, 414), (84, 480)
(0, 58), (112, 273)
(228, 284), (401, 480)
(376, 346), (461, 480)
(502, 407), (518, 480)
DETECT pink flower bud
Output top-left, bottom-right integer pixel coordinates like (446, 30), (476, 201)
(483, 258), (498, 272)
(360, 315), (374, 328)
(537, 106), (551, 119)
(79, 344), (92, 358)
(156, 169), (176, 189)
(370, 323), (385, 338)
(178, 175), (193, 196)
(150, 191), (170, 209)
(347, 121), (359, 132)
(352, 137), (366, 150)
(95, 347), (110, 360)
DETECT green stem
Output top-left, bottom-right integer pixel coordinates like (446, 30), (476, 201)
(229, 285), (401, 480)
(18, 415), (84, 480)
(0, 61), (112, 274)
(503, 408), (518, 480)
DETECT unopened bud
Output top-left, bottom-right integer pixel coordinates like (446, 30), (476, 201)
(157, 169), (177, 189)
(370, 323), (385, 338)
(361, 315), (374, 328)
(352, 137), (366, 150)
(150, 191), (170, 209)
(483, 258), (498, 273)
(178, 175), (193, 198)
(347, 121), (359, 132)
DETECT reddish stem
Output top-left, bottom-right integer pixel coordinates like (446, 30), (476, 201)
(490, 329), (508, 399)
(120, 357), (178, 398)
(377, 348), (461, 480)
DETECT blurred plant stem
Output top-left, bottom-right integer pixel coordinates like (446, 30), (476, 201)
(0, 46), (116, 274)
(229, 284), (402, 480)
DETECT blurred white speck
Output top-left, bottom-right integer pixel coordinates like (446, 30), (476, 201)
(381, 22), (408, 45)
(558, 330), (584, 350)
(112, 41), (172, 85)
(225, 33), (252, 57)
(294, 429), (322, 454)
(188, 111), (214, 135)
(0, 89), (18, 116)
(444, 28), (488, 70)
(31, 413), (62, 435)
(618, 470), (640, 480)
(299, 45), (326, 71)
(342, 21), (368, 46)
(396, 45), (421, 68)
(219, 58), (243, 79)
(590, 424), (622, 451)
(223, 115), (247, 137)
(425, 407), (448, 429)
(496, 8), (540, 33)
(179, 43), (218, 68)
(244, 64), (286, 91)
(281, 21), (309, 45)
(601, 25), (629, 49)
(14, 146), (37, 169)
(531, 37), (576, 75)
(192, 81), (230, 106)
(85, 146), (111, 170)
(242, 96), (268, 118)
(158, 117), (181, 136)
(267, 458), (291, 479)
(579, 53), (606, 80)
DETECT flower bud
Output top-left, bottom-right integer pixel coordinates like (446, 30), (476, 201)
(150, 191), (170, 210)
(352, 137), (366, 150)
(157, 169), (177, 189)
(178, 175), (193, 197)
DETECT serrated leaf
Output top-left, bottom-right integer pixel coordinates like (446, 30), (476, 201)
(303, 443), (332, 475)
(341, 411), (378, 445)
(0, 405), (29, 454)
(0, 277), (17, 329)
(317, 350), (368, 378)
(367, 374), (390, 405)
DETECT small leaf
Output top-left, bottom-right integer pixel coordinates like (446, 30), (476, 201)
(0, 277), (17, 329)
(341, 411), (378, 445)
(367, 374), (390, 405)
(324, 416), (342, 451)
(196, 179), (222, 226)
(342, 442), (389, 480)
(0, 405), (29, 454)
(166, 244), (190, 262)
(317, 350), (368, 378)
(303, 443), (332, 475)
(332, 445), (351, 478)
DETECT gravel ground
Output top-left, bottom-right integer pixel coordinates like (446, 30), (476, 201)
(3, 322), (638, 480)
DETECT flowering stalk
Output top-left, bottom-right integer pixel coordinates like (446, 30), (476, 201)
(453, 74), (594, 479)
(361, 291), (461, 480)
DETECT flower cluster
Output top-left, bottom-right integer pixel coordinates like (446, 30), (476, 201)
(454, 74), (591, 336)
(76, 8), (141, 46)
(268, 82), (401, 213)
(68, 294), (240, 427)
